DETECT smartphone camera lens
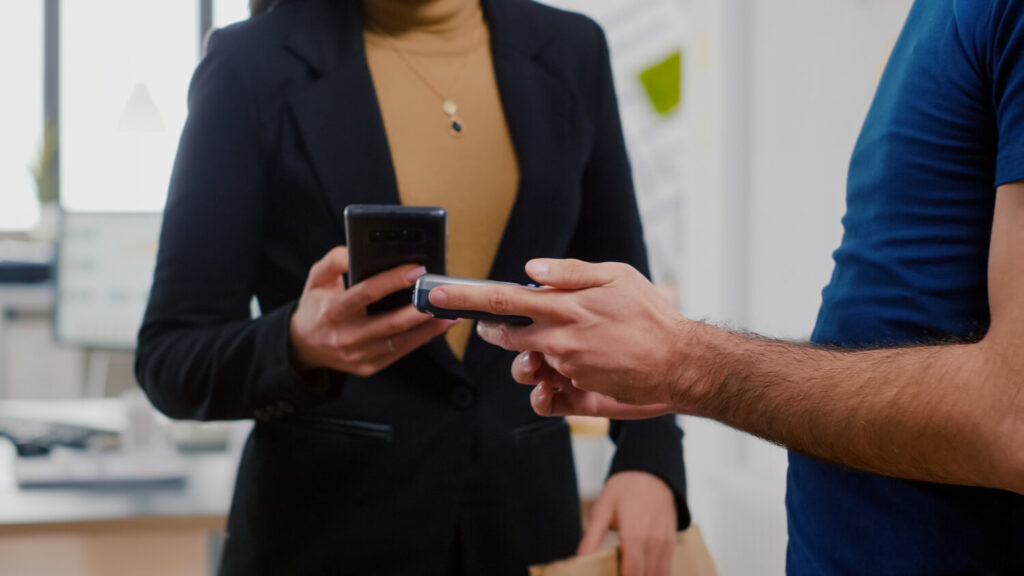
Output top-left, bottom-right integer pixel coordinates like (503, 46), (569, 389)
(369, 229), (426, 243)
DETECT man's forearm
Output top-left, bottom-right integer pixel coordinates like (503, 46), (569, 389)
(677, 322), (1023, 492)
(434, 255), (1024, 492)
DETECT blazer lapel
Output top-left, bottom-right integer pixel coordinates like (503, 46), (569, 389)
(460, 0), (591, 368)
(284, 0), (586, 380)
(286, 0), (401, 233)
(284, 0), (471, 379)
(482, 0), (587, 286)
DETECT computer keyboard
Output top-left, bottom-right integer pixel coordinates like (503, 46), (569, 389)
(0, 418), (115, 457)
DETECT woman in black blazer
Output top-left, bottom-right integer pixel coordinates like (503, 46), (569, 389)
(136, 0), (690, 574)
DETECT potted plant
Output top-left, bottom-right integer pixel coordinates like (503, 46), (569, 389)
(29, 123), (59, 241)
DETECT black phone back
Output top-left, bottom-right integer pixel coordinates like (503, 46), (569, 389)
(344, 205), (447, 314)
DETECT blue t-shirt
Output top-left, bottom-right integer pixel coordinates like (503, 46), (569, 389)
(790, 1), (1024, 574)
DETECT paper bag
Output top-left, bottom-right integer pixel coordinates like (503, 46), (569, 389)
(529, 526), (717, 576)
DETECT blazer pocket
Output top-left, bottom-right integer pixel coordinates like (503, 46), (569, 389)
(288, 415), (394, 442)
(512, 417), (568, 443)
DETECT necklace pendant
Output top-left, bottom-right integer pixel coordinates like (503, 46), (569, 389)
(442, 99), (458, 116)
(449, 115), (464, 137)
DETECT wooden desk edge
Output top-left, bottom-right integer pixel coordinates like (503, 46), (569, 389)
(0, 515), (227, 536)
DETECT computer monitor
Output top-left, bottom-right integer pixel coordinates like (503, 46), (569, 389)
(55, 212), (163, 349)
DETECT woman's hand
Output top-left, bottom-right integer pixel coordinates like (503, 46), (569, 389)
(580, 471), (678, 576)
(289, 246), (455, 376)
(513, 348), (678, 576)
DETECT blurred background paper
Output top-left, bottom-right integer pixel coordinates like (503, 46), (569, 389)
(529, 527), (717, 576)
(640, 50), (683, 117)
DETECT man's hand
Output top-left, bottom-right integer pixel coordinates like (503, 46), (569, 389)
(431, 239), (1024, 493)
(429, 259), (691, 408)
(581, 472), (677, 576)
(513, 351), (674, 419)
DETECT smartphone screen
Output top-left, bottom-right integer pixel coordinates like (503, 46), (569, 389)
(344, 205), (447, 314)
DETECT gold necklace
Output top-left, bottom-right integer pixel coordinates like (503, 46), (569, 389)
(383, 16), (484, 138)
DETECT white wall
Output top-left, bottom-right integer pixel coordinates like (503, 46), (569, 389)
(0, 0), (43, 231)
(746, 0), (914, 339)
(680, 1), (913, 574)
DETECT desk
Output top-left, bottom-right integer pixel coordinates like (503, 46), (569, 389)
(0, 400), (238, 576)
(0, 406), (618, 575)
(0, 284), (56, 398)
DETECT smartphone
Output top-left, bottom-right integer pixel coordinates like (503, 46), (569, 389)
(344, 205), (447, 314)
(413, 274), (535, 326)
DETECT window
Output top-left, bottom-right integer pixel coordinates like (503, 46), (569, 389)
(60, 1), (199, 213)
(214, 0), (251, 29)
(0, 2), (44, 231)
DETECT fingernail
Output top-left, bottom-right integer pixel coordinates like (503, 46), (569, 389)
(406, 266), (427, 282)
(518, 352), (531, 367)
(430, 288), (448, 306)
(444, 319), (459, 327)
(526, 260), (549, 278)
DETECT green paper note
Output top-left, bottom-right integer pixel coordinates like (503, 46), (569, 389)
(639, 50), (683, 117)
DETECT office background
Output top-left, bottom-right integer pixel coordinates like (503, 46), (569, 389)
(0, 0), (915, 574)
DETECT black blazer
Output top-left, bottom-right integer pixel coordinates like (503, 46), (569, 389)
(136, 0), (689, 574)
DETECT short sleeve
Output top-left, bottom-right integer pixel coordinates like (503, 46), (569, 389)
(990, 1), (1024, 186)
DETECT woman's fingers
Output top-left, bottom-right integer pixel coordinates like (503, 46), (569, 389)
(334, 304), (449, 365)
(357, 305), (436, 341)
(325, 264), (426, 321)
(339, 319), (455, 376)
(393, 318), (457, 356)
(650, 531), (675, 576)
(577, 494), (615, 556)
(306, 246), (350, 289)
(620, 533), (647, 576)
(365, 318), (457, 363)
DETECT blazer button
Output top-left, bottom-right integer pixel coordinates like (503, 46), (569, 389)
(450, 386), (475, 410)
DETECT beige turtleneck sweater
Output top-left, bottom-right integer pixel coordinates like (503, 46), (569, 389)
(362, 0), (519, 360)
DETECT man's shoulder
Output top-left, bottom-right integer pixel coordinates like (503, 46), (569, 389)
(949, 0), (1024, 64)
